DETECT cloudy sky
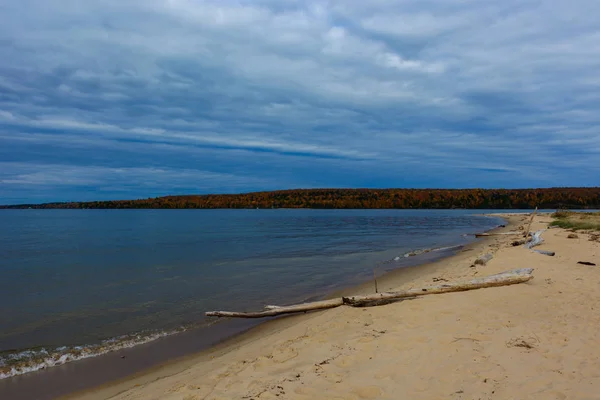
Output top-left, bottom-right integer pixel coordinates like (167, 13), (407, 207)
(1, 0), (599, 203)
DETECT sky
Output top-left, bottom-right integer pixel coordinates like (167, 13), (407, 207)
(1, 0), (600, 204)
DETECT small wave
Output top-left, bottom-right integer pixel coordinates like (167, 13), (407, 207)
(379, 244), (464, 265)
(0, 328), (185, 379)
(402, 244), (463, 258)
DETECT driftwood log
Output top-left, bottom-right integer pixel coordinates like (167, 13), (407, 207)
(206, 268), (534, 318)
(342, 268), (533, 307)
(474, 253), (493, 265)
(523, 230), (557, 255)
(525, 230), (545, 249)
(206, 298), (344, 318)
(577, 261), (596, 266)
(534, 250), (555, 256)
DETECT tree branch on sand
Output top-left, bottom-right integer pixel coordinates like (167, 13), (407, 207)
(205, 269), (534, 318)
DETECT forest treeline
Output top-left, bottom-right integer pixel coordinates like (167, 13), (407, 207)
(3, 188), (600, 209)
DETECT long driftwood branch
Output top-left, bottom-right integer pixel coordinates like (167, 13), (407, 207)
(205, 268), (534, 318)
(524, 207), (538, 238)
(342, 268), (534, 307)
(205, 298), (344, 318)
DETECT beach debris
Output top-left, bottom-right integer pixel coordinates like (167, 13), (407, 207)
(524, 207), (538, 239)
(522, 230), (556, 255)
(567, 233), (579, 239)
(511, 239), (528, 246)
(451, 337), (480, 343)
(534, 250), (555, 256)
(206, 269), (535, 318)
(590, 234), (600, 242)
(474, 253), (493, 265)
(525, 230), (545, 249)
(206, 298), (344, 318)
(577, 261), (596, 266)
(506, 337), (537, 349)
(432, 277), (449, 282)
(343, 268), (534, 307)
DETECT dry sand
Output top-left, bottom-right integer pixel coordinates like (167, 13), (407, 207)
(69, 214), (600, 400)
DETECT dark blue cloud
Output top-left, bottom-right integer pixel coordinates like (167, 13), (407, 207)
(1, 0), (600, 203)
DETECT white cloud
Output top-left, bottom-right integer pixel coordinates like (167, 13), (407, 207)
(0, 110), (15, 120)
(1, 0), (600, 201)
(378, 52), (444, 73)
(0, 162), (267, 190)
(360, 12), (468, 38)
(2, 114), (371, 159)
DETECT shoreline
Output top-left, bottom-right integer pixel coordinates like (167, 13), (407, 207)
(58, 213), (516, 400)
(0, 214), (504, 388)
(96, 210), (600, 399)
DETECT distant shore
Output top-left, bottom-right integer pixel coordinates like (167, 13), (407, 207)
(2, 187), (600, 209)
(65, 212), (600, 399)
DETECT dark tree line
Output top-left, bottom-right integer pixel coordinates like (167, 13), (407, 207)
(2, 188), (600, 209)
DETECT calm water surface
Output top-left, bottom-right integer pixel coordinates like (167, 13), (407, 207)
(0, 209), (505, 379)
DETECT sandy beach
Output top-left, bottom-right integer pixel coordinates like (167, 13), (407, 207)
(68, 213), (600, 400)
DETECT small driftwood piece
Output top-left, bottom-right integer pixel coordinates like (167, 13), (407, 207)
(206, 298), (344, 318)
(343, 268), (534, 307)
(474, 253), (493, 265)
(577, 261), (596, 266)
(534, 250), (555, 256)
(206, 269), (535, 318)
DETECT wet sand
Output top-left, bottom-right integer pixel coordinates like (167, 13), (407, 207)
(65, 213), (600, 400)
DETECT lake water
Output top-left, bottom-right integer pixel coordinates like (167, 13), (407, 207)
(0, 209), (506, 382)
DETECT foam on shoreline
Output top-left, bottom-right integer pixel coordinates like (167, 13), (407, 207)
(0, 328), (187, 379)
